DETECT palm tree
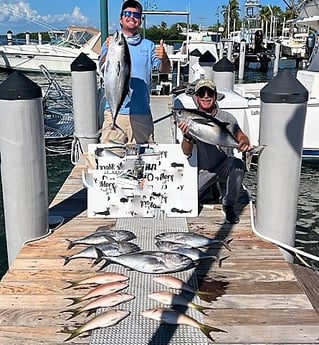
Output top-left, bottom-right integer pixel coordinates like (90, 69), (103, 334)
(222, 0), (241, 37)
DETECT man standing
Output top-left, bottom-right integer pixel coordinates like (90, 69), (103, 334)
(177, 79), (251, 224)
(99, 0), (170, 144)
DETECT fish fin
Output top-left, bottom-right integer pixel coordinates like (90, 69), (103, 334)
(65, 239), (74, 250)
(63, 281), (76, 289)
(245, 145), (266, 172)
(221, 238), (232, 251)
(116, 60), (121, 77)
(61, 256), (71, 266)
(58, 326), (81, 342)
(60, 308), (78, 320)
(64, 296), (82, 306)
(193, 303), (209, 316)
(196, 290), (218, 302)
(199, 322), (227, 341)
(218, 256), (229, 268)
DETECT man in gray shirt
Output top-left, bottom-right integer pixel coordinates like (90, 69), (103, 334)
(177, 79), (251, 224)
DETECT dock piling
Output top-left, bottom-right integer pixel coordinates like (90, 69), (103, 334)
(70, 53), (99, 159)
(256, 69), (308, 261)
(0, 71), (49, 265)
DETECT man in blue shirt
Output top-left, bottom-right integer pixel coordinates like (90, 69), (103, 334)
(99, 0), (171, 144)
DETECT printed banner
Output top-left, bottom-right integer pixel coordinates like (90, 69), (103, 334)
(85, 143), (198, 218)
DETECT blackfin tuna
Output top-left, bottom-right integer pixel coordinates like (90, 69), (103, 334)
(103, 31), (131, 128)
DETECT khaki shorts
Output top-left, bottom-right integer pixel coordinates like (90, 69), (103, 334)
(100, 111), (154, 144)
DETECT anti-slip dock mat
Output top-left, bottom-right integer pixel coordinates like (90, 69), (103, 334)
(89, 214), (211, 344)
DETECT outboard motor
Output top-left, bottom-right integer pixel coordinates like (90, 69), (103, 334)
(254, 30), (263, 54)
(306, 33), (316, 59)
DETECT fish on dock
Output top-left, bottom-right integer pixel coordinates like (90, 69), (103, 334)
(148, 291), (213, 315)
(60, 309), (130, 341)
(153, 275), (216, 301)
(141, 307), (226, 342)
(154, 232), (232, 251)
(96, 250), (194, 274)
(66, 230), (135, 249)
(155, 240), (226, 264)
(65, 280), (129, 305)
(103, 30), (131, 129)
(63, 272), (128, 289)
(63, 292), (135, 319)
(95, 227), (136, 241)
(62, 241), (141, 266)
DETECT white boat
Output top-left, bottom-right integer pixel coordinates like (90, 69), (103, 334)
(173, 0), (319, 159)
(280, 24), (308, 59)
(0, 26), (101, 74)
(167, 29), (221, 84)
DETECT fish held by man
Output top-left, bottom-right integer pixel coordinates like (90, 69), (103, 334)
(103, 30), (131, 129)
(174, 108), (265, 170)
(141, 307), (226, 342)
(59, 309), (130, 342)
(174, 108), (238, 148)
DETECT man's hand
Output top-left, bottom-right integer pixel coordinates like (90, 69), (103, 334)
(177, 121), (189, 135)
(155, 39), (171, 73)
(155, 39), (166, 59)
(236, 131), (251, 152)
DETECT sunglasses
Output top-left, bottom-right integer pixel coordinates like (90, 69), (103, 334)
(122, 10), (142, 19)
(196, 88), (215, 98)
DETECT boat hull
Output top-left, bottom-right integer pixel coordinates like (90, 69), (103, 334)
(0, 46), (98, 73)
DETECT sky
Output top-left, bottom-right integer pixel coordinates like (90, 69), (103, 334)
(0, 0), (287, 35)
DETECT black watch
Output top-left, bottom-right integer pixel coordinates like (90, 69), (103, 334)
(183, 134), (193, 142)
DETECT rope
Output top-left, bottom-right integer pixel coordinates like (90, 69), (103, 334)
(245, 185), (319, 263)
(70, 136), (84, 165)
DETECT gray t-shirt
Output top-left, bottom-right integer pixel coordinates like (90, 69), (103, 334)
(195, 109), (241, 171)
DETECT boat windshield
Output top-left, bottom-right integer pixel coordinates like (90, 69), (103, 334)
(52, 28), (95, 48)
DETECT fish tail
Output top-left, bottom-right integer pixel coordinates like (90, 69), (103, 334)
(58, 326), (81, 342)
(221, 238), (232, 251)
(63, 280), (77, 289)
(218, 256), (229, 268)
(66, 239), (74, 250)
(245, 144), (266, 172)
(61, 256), (71, 266)
(192, 303), (209, 316)
(64, 296), (82, 306)
(61, 308), (79, 320)
(91, 256), (104, 267)
(199, 322), (227, 342)
(196, 290), (216, 301)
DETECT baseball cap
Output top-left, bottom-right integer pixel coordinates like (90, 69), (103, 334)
(194, 79), (217, 94)
(121, 0), (143, 13)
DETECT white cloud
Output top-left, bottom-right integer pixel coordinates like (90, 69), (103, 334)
(0, 1), (91, 33)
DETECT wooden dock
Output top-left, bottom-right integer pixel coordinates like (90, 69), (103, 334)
(0, 95), (318, 344)
(0, 154), (318, 344)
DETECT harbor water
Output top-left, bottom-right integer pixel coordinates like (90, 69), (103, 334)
(0, 59), (318, 279)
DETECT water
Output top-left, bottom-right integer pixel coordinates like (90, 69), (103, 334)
(0, 58), (318, 279)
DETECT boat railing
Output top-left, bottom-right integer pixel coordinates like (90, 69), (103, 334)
(39, 65), (74, 153)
